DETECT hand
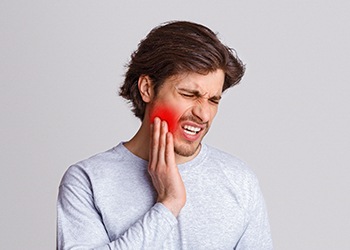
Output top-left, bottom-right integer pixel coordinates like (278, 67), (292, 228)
(148, 117), (186, 217)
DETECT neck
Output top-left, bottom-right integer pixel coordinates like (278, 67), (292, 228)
(124, 120), (150, 161)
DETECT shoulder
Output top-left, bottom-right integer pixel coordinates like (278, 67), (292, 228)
(204, 144), (257, 182)
(59, 143), (137, 187)
(59, 147), (112, 187)
(203, 144), (261, 204)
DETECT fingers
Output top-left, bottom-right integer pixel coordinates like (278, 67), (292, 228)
(157, 119), (168, 165)
(148, 117), (186, 216)
(149, 117), (171, 170)
(165, 132), (175, 165)
(149, 117), (159, 170)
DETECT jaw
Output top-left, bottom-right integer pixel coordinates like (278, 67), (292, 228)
(174, 141), (201, 158)
(172, 125), (209, 162)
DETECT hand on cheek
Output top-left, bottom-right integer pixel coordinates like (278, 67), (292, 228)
(148, 117), (186, 217)
(150, 105), (179, 133)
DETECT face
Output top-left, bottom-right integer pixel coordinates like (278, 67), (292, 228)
(149, 69), (225, 158)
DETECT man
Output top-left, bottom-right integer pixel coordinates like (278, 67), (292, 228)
(57, 21), (273, 249)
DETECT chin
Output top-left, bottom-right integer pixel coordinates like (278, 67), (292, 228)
(174, 141), (201, 157)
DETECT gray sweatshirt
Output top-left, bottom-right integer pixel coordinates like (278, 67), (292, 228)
(57, 143), (273, 249)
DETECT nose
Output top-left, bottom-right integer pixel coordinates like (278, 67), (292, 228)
(192, 100), (211, 123)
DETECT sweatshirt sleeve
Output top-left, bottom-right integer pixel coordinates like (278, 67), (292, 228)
(57, 166), (177, 250)
(234, 174), (273, 250)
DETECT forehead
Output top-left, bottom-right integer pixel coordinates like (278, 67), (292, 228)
(166, 70), (225, 95)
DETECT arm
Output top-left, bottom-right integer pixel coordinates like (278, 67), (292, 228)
(235, 177), (273, 250)
(148, 117), (186, 217)
(57, 118), (186, 249)
(57, 174), (178, 250)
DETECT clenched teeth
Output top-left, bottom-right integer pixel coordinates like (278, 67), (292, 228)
(183, 125), (201, 135)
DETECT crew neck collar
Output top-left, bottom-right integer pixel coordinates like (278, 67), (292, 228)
(117, 142), (208, 170)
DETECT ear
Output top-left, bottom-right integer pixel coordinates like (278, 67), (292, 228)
(138, 75), (154, 103)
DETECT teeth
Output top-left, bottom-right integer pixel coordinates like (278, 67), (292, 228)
(183, 125), (201, 135)
(184, 130), (196, 135)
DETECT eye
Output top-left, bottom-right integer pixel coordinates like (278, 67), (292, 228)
(180, 93), (195, 98)
(209, 99), (220, 105)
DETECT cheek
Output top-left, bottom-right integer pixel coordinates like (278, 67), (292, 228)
(150, 105), (179, 133)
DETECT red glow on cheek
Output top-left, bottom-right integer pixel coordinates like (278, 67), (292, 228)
(150, 105), (179, 133)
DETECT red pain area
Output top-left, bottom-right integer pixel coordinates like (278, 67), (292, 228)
(150, 105), (179, 133)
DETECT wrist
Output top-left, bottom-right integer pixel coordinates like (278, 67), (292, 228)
(159, 199), (185, 217)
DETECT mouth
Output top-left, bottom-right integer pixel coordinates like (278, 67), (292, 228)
(182, 125), (202, 135)
(179, 122), (208, 142)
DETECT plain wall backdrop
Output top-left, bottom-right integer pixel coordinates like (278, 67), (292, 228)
(1, 0), (349, 249)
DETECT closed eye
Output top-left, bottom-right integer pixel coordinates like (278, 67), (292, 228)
(176, 86), (221, 104)
(209, 98), (220, 105)
(180, 93), (196, 98)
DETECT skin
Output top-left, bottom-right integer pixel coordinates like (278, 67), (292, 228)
(149, 104), (179, 134)
(124, 69), (225, 216)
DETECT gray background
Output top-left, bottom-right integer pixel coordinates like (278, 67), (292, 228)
(1, 0), (349, 249)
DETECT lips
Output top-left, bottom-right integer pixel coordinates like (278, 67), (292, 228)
(180, 122), (206, 141)
(183, 125), (201, 135)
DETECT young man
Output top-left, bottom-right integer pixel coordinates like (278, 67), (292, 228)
(57, 21), (273, 249)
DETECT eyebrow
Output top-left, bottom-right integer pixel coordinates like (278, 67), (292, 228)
(176, 87), (222, 101)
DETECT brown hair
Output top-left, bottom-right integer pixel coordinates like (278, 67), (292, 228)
(119, 21), (245, 120)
